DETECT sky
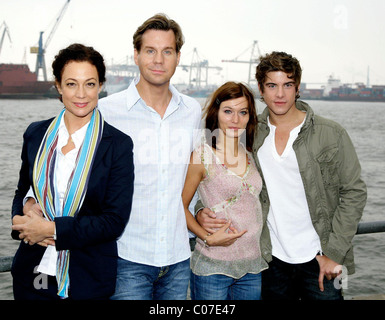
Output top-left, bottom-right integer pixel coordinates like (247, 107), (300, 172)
(1, 0), (385, 87)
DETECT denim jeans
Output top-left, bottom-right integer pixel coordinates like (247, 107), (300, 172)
(110, 258), (190, 300)
(262, 256), (343, 300)
(190, 271), (262, 300)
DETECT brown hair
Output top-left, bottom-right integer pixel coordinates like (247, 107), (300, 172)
(204, 81), (257, 152)
(52, 43), (106, 84)
(255, 51), (302, 100)
(133, 13), (184, 53)
(52, 43), (106, 101)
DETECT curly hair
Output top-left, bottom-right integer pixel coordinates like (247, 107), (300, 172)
(52, 43), (106, 84)
(255, 51), (302, 100)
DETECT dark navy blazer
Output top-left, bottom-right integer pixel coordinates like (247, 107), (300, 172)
(11, 117), (134, 300)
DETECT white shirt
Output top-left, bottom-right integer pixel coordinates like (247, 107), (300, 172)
(257, 116), (321, 264)
(55, 118), (90, 209)
(37, 116), (89, 275)
(98, 78), (202, 266)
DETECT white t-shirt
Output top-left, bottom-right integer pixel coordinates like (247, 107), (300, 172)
(257, 116), (321, 263)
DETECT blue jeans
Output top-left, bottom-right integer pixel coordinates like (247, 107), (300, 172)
(111, 258), (190, 300)
(190, 272), (262, 300)
(262, 256), (343, 300)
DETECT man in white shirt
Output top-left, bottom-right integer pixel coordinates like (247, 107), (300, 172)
(98, 14), (201, 300)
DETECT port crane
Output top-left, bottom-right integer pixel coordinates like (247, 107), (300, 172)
(0, 21), (12, 58)
(31, 0), (71, 80)
(222, 40), (262, 86)
(178, 48), (222, 90)
(107, 56), (139, 78)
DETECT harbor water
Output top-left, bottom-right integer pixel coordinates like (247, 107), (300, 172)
(0, 98), (384, 300)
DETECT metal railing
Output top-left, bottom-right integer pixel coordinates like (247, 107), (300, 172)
(0, 256), (13, 273)
(1, 220), (385, 273)
(356, 220), (385, 234)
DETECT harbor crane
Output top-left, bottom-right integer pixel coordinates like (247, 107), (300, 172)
(31, 0), (71, 81)
(107, 56), (139, 78)
(222, 40), (262, 86)
(179, 48), (222, 89)
(0, 21), (12, 58)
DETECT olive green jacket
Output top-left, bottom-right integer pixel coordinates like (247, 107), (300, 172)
(253, 100), (367, 274)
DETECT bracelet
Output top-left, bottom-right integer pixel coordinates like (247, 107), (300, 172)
(203, 233), (211, 247)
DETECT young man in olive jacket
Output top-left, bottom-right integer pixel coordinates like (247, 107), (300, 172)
(196, 51), (367, 300)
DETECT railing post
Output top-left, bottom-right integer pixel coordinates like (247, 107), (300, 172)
(0, 256), (13, 273)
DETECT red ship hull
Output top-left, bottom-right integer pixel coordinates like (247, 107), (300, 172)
(0, 63), (54, 99)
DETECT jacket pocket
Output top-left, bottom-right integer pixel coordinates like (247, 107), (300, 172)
(316, 146), (339, 188)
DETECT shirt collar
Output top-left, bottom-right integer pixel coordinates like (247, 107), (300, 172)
(267, 114), (306, 134)
(59, 114), (90, 149)
(125, 77), (189, 111)
(125, 77), (142, 111)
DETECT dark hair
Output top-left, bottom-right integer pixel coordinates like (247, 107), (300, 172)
(133, 13), (184, 53)
(52, 43), (106, 84)
(256, 51), (302, 100)
(204, 81), (257, 152)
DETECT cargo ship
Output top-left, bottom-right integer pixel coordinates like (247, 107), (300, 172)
(301, 75), (385, 102)
(0, 63), (54, 99)
(326, 83), (385, 102)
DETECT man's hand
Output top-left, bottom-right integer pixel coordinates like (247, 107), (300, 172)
(196, 207), (228, 234)
(316, 254), (342, 292)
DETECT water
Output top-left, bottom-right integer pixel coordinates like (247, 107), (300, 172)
(0, 99), (64, 299)
(0, 98), (384, 300)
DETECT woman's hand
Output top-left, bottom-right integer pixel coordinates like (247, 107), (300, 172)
(205, 220), (247, 247)
(23, 198), (43, 217)
(12, 211), (55, 246)
(16, 200), (54, 246)
(12, 214), (30, 226)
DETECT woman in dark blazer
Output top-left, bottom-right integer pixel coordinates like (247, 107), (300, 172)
(11, 44), (134, 300)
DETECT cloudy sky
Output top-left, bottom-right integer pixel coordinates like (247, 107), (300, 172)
(1, 0), (384, 87)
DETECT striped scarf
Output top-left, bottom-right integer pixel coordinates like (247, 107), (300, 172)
(32, 108), (104, 298)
